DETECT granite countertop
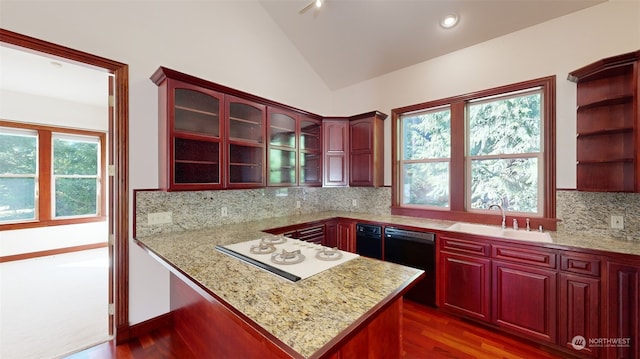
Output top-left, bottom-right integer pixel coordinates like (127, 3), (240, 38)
(135, 211), (639, 358)
(135, 213), (424, 358)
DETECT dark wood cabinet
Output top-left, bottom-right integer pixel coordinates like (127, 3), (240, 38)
(439, 235), (491, 321)
(492, 260), (557, 343)
(152, 73), (224, 191)
(604, 259), (639, 359)
(349, 111), (386, 187)
(265, 222), (326, 244)
(558, 252), (601, 357)
(324, 220), (338, 248)
(267, 108), (322, 187)
(323, 119), (349, 187)
(569, 50), (640, 192)
(226, 95), (266, 188)
(337, 220), (356, 253)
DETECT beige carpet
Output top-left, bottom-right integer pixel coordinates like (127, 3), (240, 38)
(0, 248), (111, 359)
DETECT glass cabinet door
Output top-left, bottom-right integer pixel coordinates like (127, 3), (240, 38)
(300, 117), (322, 185)
(268, 109), (297, 186)
(226, 96), (265, 186)
(171, 83), (222, 187)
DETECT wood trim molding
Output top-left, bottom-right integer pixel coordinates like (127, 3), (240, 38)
(0, 242), (108, 263)
(0, 28), (130, 343)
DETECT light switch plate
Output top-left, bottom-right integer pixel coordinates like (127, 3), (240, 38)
(148, 211), (172, 225)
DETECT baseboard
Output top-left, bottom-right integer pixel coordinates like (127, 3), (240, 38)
(0, 242), (108, 263)
(122, 312), (173, 343)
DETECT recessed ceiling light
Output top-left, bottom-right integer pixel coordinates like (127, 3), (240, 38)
(315, 0), (322, 8)
(441, 13), (459, 29)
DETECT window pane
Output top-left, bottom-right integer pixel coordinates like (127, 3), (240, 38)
(53, 137), (99, 175)
(402, 108), (450, 160)
(403, 162), (449, 207)
(470, 158), (538, 213)
(0, 178), (36, 221)
(468, 92), (541, 156)
(55, 178), (97, 217)
(0, 131), (37, 174)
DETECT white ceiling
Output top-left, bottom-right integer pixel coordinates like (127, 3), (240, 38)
(259, 0), (605, 90)
(0, 0), (605, 107)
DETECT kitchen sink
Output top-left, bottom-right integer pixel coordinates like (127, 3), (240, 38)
(447, 223), (552, 243)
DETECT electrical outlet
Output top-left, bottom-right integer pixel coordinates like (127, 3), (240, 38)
(611, 215), (624, 229)
(296, 201), (301, 208)
(221, 207), (228, 217)
(352, 199), (357, 207)
(147, 211), (172, 225)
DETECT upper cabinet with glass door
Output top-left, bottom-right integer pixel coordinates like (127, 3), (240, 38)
(226, 95), (266, 188)
(299, 116), (322, 186)
(152, 67), (224, 191)
(268, 107), (297, 186)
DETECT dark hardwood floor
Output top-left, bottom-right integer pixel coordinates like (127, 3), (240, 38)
(66, 300), (568, 359)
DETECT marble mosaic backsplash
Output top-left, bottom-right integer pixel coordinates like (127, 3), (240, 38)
(135, 188), (638, 241)
(556, 190), (639, 241)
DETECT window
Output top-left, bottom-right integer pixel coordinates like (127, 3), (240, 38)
(392, 77), (556, 229)
(0, 121), (106, 229)
(400, 106), (451, 208)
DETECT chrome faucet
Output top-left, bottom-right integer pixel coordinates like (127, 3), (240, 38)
(488, 204), (506, 229)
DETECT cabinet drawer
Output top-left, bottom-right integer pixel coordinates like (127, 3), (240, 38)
(440, 236), (490, 257)
(492, 244), (556, 269)
(297, 225), (325, 243)
(560, 254), (601, 277)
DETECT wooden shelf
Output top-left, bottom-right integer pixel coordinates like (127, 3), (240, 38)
(577, 127), (633, 138)
(175, 105), (219, 117)
(569, 50), (639, 192)
(576, 95), (633, 111)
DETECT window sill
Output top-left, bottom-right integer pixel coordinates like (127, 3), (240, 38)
(0, 216), (107, 231)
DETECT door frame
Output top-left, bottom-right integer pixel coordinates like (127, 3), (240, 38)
(0, 28), (130, 342)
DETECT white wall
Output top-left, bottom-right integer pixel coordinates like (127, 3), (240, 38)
(0, 1), (333, 324)
(332, 1), (640, 188)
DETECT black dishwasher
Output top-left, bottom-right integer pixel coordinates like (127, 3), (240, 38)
(355, 224), (382, 259)
(384, 227), (436, 307)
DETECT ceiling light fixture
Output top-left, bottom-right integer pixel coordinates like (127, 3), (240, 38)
(440, 13), (459, 29)
(315, 0), (322, 8)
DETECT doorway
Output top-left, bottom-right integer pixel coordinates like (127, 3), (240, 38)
(0, 29), (129, 356)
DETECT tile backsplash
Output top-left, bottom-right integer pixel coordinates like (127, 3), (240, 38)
(135, 187), (638, 241)
(556, 190), (639, 241)
(134, 187), (391, 238)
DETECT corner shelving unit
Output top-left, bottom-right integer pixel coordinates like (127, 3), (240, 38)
(568, 50), (640, 192)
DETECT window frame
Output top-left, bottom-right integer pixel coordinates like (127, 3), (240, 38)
(391, 76), (557, 230)
(0, 120), (107, 230)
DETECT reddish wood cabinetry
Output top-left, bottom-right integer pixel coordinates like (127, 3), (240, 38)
(323, 119), (349, 187)
(349, 111), (386, 187)
(265, 221), (326, 244)
(438, 235), (491, 321)
(569, 50), (640, 192)
(226, 95), (266, 188)
(604, 259), (639, 359)
(337, 219), (356, 252)
(152, 74), (224, 190)
(267, 108), (322, 187)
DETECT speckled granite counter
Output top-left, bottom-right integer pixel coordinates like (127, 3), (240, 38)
(135, 210), (639, 358)
(135, 212), (424, 358)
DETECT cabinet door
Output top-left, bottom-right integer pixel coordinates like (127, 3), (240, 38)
(324, 220), (338, 248)
(299, 117), (322, 186)
(337, 221), (355, 253)
(558, 273), (600, 357)
(492, 260), (557, 343)
(604, 261), (639, 359)
(350, 119), (374, 186)
(226, 96), (265, 187)
(164, 80), (223, 190)
(440, 252), (491, 321)
(323, 119), (349, 187)
(268, 108), (297, 186)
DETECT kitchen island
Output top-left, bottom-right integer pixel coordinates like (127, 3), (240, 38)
(135, 217), (424, 359)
